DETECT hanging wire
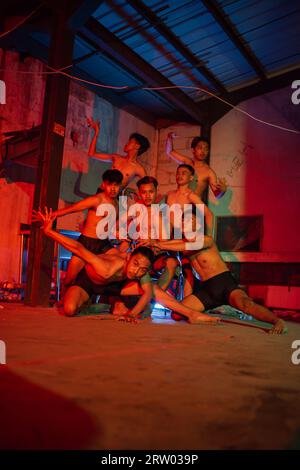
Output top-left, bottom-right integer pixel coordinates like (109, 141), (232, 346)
(0, 4), (299, 134)
(0, 4), (43, 39)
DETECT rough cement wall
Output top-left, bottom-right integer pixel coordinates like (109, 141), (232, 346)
(56, 83), (118, 231)
(0, 50), (46, 282)
(0, 50), (157, 280)
(57, 86), (157, 231)
(209, 85), (300, 254)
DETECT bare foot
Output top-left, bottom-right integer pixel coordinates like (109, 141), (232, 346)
(171, 310), (220, 324)
(187, 311), (220, 325)
(112, 301), (129, 316)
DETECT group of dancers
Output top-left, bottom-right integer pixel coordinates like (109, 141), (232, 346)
(32, 119), (286, 334)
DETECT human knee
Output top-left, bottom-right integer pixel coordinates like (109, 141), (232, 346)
(63, 300), (78, 316)
(240, 296), (255, 314)
(182, 295), (204, 312)
(63, 276), (76, 288)
(153, 284), (161, 296)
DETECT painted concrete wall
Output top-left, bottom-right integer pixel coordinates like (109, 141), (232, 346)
(209, 86), (300, 254)
(57, 83), (157, 231)
(0, 50), (46, 282)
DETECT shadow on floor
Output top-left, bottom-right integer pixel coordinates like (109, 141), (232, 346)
(0, 368), (98, 449)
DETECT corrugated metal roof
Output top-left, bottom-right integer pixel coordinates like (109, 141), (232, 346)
(3, 0), (300, 125)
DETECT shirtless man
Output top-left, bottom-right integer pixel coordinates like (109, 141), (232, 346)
(34, 208), (217, 324)
(87, 118), (150, 190)
(166, 164), (214, 236)
(147, 231), (286, 335)
(135, 176), (179, 291)
(166, 133), (227, 199)
(32, 169), (123, 290)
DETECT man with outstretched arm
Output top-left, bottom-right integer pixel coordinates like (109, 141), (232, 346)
(166, 133), (227, 199)
(87, 118), (149, 191)
(34, 208), (218, 324)
(145, 233), (287, 335)
(32, 169), (123, 292)
(166, 164), (214, 236)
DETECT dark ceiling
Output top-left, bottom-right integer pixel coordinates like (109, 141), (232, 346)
(1, 0), (300, 127)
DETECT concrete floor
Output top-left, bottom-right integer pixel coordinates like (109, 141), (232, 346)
(1, 303), (300, 450)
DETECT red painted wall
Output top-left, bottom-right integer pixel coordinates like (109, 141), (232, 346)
(0, 50), (46, 282)
(0, 50), (156, 282)
(209, 86), (300, 256)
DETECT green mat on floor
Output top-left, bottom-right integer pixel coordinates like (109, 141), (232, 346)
(77, 302), (284, 331)
(207, 305), (274, 329)
(77, 303), (152, 320)
(77, 303), (111, 316)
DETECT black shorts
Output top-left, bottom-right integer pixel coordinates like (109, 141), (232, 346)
(76, 234), (111, 255)
(193, 271), (239, 310)
(73, 268), (128, 297)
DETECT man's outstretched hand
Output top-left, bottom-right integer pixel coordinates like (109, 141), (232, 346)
(214, 177), (228, 198)
(117, 313), (139, 324)
(32, 207), (56, 233)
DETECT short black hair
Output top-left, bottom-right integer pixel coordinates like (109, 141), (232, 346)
(102, 169), (123, 184)
(130, 133), (150, 156)
(191, 136), (210, 150)
(136, 176), (158, 189)
(177, 164), (195, 176)
(130, 246), (155, 265)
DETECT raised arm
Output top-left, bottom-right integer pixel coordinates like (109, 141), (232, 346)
(33, 208), (111, 277)
(87, 118), (117, 162)
(129, 276), (153, 319)
(166, 132), (193, 165)
(148, 235), (214, 253)
(52, 195), (100, 218)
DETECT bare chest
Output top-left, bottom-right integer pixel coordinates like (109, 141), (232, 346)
(167, 192), (191, 208)
(112, 160), (138, 184)
(194, 163), (210, 183)
(83, 202), (118, 236)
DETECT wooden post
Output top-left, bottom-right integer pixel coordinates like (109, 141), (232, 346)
(25, 11), (74, 306)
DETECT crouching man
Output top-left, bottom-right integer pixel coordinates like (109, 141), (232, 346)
(144, 233), (287, 335)
(33, 208), (217, 324)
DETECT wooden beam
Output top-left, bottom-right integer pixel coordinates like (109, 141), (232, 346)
(81, 18), (208, 124)
(126, 0), (226, 94)
(199, 66), (300, 123)
(66, 0), (104, 30)
(202, 0), (266, 80)
(25, 11), (74, 306)
(0, 27), (159, 127)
